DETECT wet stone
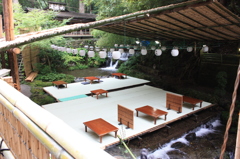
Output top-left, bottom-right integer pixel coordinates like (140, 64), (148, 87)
(185, 132), (196, 142)
(171, 142), (187, 149)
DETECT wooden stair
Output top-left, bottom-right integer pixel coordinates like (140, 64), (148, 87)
(25, 72), (38, 82)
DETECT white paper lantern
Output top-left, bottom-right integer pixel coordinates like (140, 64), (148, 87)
(120, 44), (124, 47)
(79, 50), (86, 56)
(151, 46), (156, 50)
(161, 46), (166, 51)
(89, 46), (94, 50)
(114, 44), (118, 47)
(171, 49), (179, 57)
(72, 49), (78, 55)
(110, 48), (115, 52)
(84, 45), (89, 49)
(129, 49), (135, 54)
(66, 48), (72, 53)
(62, 47), (67, 52)
(112, 51), (121, 59)
(126, 45), (130, 48)
(99, 51), (107, 58)
(57, 47), (61, 51)
(88, 50), (95, 57)
(202, 45), (209, 52)
(187, 46), (193, 52)
(141, 49), (147, 55)
(155, 49), (162, 56)
(119, 48), (124, 53)
(60, 47), (65, 52)
(95, 47), (100, 51)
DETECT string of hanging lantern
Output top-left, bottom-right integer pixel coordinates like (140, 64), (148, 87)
(50, 42), (209, 59)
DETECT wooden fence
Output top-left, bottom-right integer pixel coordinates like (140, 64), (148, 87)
(0, 79), (114, 159)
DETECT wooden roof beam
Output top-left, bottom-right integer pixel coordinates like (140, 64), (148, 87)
(176, 10), (238, 39)
(165, 12), (228, 40)
(152, 16), (212, 40)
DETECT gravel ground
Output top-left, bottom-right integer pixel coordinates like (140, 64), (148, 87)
(20, 84), (32, 97)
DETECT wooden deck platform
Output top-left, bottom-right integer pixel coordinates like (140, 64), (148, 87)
(43, 80), (213, 149)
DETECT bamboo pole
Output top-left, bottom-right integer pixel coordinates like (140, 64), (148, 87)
(235, 111), (240, 159)
(0, 15), (3, 38)
(3, 0), (21, 91)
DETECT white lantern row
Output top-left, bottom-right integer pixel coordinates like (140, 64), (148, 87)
(112, 51), (121, 59)
(99, 51), (107, 58)
(79, 50), (86, 56)
(88, 50), (95, 57)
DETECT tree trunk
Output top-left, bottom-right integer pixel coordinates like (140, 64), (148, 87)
(79, 0), (85, 13)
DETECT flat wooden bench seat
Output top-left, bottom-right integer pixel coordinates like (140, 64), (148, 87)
(83, 118), (118, 143)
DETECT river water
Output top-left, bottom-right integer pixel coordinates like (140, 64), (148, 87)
(61, 67), (118, 78)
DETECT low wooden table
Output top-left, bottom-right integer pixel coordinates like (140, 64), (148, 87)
(52, 80), (67, 89)
(83, 118), (118, 143)
(90, 89), (108, 99)
(183, 96), (203, 110)
(112, 73), (127, 79)
(135, 105), (168, 125)
(84, 76), (100, 84)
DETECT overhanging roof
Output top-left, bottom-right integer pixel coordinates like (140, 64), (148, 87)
(1, 0), (240, 51)
(94, 0), (240, 41)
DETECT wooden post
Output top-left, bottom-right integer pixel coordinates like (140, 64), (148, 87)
(3, 0), (21, 91)
(0, 15), (3, 38)
(194, 41), (197, 57)
(235, 111), (240, 159)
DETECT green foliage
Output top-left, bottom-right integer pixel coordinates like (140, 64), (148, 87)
(92, 31), (135, 48)
(68, 64), (89, 71)
(28, 80), (56, 105)
(36, 73), (74, 83)
(13, 3), (68, 34)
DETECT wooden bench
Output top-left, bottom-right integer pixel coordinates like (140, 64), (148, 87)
(90, 89), (108, 99)
(166, 93), (183, 113)
(166, 93), (203, 113)
(135, 105), (168, 125)
(83, 118), (118, 143)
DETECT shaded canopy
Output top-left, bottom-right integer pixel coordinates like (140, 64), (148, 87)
(94, 0), (240, 41)
(1, 0), (240, 51)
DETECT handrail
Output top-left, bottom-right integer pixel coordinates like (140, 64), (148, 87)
(0, 80), (114, 159)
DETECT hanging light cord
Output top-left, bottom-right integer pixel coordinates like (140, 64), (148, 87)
(220, 61), (240, 159)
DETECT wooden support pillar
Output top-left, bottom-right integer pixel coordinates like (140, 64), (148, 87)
(3, 0), (21, 91)
(194, 41), (197, 57)
(0, 15), (3, 38)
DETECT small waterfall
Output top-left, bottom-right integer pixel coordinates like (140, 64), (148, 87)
(119, 53), (129, 61)
(141, 118), (224, 159)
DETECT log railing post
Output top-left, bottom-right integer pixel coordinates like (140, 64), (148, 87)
(3, 0), (21, 91)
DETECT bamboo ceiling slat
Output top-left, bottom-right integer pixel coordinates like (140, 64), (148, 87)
(208, 3), (240, 23)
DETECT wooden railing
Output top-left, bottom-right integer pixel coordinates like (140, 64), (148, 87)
(0, 79), (114, 159)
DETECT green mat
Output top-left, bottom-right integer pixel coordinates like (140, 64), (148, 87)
(59, 94), (88, 102)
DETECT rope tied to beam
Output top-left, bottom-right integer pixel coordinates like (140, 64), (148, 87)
(220, 61), (240, 159)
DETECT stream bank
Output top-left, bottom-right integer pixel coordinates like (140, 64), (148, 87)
(105, 106), (236, 159)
